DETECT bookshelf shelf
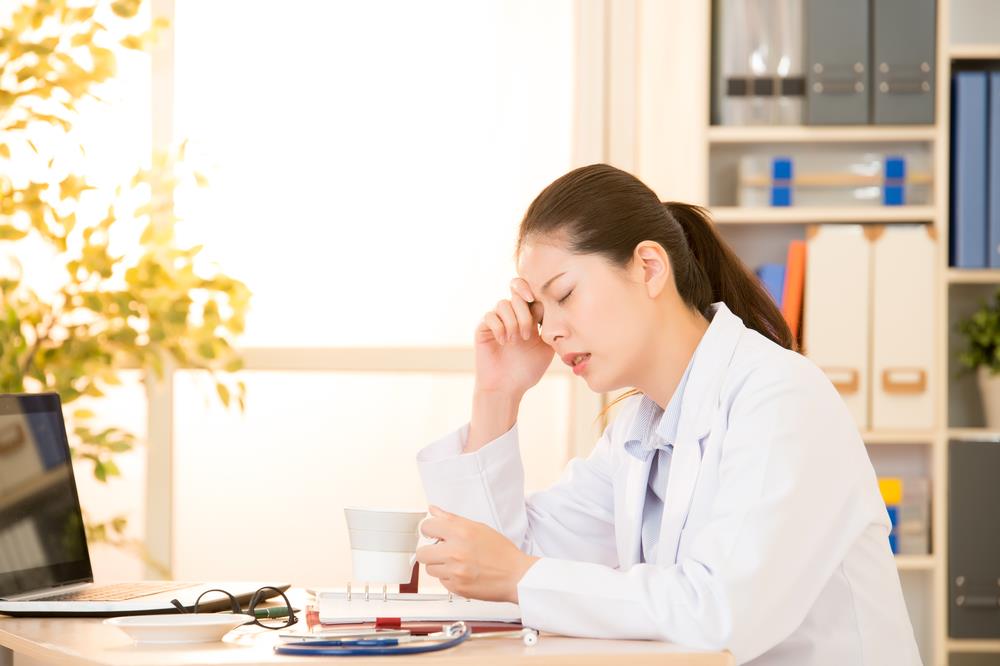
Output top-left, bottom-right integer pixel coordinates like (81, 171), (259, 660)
(947, 428), (1000, 441)
(949, 44), (1000, 61)
(947, 269), (1000, 284)
(862, 431), (936, 445)
(947, 639), (1000, 653)
(707, 125), (937, 144)
(710, 206), (936, 225)
(895, 555), (937, 571)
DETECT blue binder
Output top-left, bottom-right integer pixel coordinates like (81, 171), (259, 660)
(951, 72), (988, 268)
(990, 72), (1000, 268)
(755, 264), (786, 308)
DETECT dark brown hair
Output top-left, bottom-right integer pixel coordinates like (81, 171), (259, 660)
(516, 163), (794, 352)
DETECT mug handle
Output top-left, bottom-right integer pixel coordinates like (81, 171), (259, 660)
(411, 514), (440, 568)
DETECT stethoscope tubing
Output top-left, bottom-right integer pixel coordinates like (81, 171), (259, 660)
(273, 623), (471, 656)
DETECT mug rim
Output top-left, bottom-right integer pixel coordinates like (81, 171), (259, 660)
(344, 506), (427, 515)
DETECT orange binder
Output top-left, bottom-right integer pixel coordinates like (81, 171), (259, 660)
(781, 240), (806, 344)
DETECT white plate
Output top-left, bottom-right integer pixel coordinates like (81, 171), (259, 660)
(104, 613), (253, 644)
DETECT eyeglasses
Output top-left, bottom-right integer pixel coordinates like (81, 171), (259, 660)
(170, 586), (299, 630)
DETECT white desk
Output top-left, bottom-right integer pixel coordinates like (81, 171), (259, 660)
(0, 614), (735, 666)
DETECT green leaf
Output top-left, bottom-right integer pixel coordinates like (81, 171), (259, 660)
(103, 459), (121, 478)
(72, 408), (95, 419)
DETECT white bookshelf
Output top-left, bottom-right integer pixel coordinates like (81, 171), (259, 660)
(628, 0), (1000, 662)
(711, 205), (937, 225)
(706, 125), (938, 144)
(897, 555), (939, 572)
(699, 1), (965, 664)
(946, 428), (1000, 441)
(947, 639), (1000, 653)
(946, 269), (1000, 284)
(862, 431), (937, 445)
(948, 44), (1000, 60)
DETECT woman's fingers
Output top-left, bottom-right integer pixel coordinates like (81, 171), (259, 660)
(482, 310), (507, 345)
(509, 277), (535, 304)
(508, 290), (535, 341)
(415, 541), (450, 565)
(480, 281), (541, 346)
(495, 300), (519, 343)
(428, 505), (454, 519)
(528, 300), (544, 328)
(424, 563), (450, 580)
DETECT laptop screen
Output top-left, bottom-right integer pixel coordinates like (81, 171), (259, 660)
(0, 393), (93, 597)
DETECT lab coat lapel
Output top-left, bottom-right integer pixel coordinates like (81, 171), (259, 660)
(656, 303), (745, 565)
(620, 453), (654, 569)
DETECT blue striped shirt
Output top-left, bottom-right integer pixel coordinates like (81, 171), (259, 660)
(622, 357), (694, 564)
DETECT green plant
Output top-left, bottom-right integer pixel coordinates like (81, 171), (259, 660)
(957, 289), (1000, 376)
(0, 0), (249, 564)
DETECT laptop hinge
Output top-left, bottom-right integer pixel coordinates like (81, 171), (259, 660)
(3, 579), (93, 601)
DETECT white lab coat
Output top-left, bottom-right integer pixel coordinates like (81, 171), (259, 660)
(417, 302), (922, 666)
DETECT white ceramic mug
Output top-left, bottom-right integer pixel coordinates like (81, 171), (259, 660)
(343, 507), (433, 584)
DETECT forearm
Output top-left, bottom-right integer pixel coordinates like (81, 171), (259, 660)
(466, 388), (522, 453)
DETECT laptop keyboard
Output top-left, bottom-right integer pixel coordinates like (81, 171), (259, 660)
(38, 581), (193, 602)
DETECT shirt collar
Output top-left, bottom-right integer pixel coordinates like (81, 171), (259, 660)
(623, 355), (695, 461)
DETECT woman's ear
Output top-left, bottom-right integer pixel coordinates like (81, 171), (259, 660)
(633, 241), (672, 298)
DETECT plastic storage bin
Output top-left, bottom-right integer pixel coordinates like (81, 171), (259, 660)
(737, 150), (932, 207)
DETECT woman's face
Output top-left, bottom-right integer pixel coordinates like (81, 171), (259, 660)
(517, 236), (663, 394)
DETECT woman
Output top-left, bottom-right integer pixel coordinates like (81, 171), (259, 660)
(414, 164), (921, 665)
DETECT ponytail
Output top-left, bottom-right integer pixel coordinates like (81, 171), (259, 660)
(664, 201), (794, 350)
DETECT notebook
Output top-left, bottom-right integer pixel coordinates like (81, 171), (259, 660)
(318, 591), (520, 624)
(0, 392), (288, 617)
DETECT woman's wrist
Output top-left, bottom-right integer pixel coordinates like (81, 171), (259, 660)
(509, 553), (540, 604)
(466, 387), (523, 453)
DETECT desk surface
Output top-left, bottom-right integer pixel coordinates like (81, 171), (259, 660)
(0, 614), (734, 666)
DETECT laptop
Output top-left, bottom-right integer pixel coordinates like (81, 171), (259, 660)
(0, 392), (288, 617)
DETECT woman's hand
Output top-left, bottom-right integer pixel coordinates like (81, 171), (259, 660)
(474, 278), (553, 398)
(415, 506), (539, 603)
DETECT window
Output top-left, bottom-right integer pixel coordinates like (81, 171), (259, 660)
(163, 0), (592, 584)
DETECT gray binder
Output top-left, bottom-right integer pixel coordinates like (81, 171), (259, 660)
(805, 0), (869, 124)
(872, 0), (936, 124)
(949, 440), (1000, 638)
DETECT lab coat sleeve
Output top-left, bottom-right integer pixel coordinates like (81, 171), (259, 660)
(416, 421), (619, 567)
(515, 356), (877, 664)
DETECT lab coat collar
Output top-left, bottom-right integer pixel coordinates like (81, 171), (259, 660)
(676, 301), (745, 442)
(620, 301), (747, 568)
(632, 353), (695, 459)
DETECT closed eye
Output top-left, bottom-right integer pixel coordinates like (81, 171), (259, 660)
(557, 289), (574, 305)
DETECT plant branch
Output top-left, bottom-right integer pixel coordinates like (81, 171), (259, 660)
(20, 312), (54, 382)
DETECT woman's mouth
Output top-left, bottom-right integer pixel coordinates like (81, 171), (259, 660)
(570, 353), (591, 375)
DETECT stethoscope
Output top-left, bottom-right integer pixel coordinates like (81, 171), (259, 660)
(273, 621), (538, 656)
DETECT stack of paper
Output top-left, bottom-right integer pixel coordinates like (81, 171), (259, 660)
(317, 591), (520, 624)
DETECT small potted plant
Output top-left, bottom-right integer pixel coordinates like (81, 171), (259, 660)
(957, 288), (1000, 429)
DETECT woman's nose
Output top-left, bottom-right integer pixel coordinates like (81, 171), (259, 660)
(539, 320), (564, 346)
